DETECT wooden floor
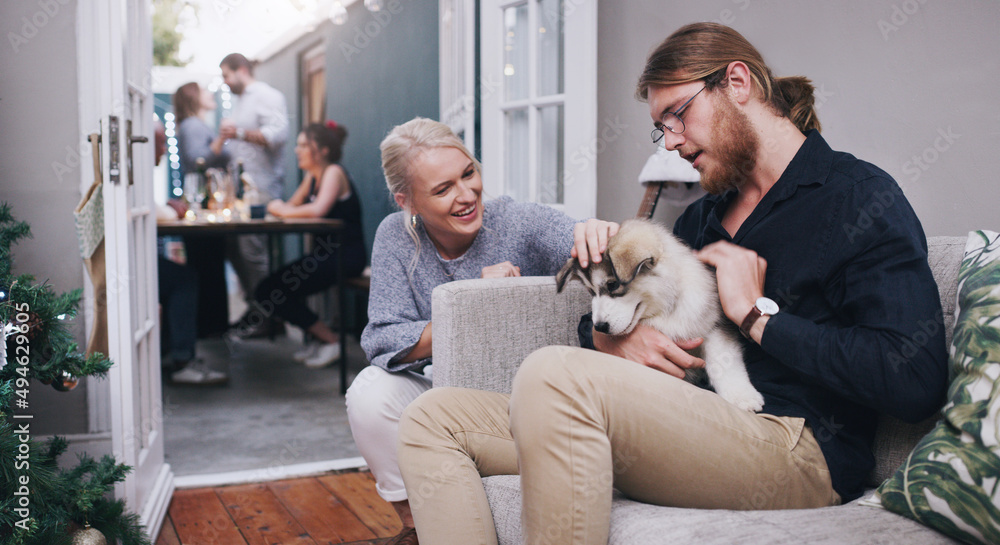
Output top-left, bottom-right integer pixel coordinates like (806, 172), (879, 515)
(155, 470), (402, 545)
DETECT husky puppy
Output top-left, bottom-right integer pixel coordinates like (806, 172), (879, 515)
(556, 219), (765, 412)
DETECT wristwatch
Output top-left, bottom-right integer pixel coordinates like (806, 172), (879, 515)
(739, 297), (779, 339)
(236, 127), (246, 140)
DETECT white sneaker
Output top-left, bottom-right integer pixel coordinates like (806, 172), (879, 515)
(171, 360), (228, 385)
(304, 342), (340, 368)
(292, 343), (318, 363)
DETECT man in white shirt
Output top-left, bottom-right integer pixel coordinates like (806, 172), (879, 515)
(219, 53), (289, 200)
(219, 53), (290, 337)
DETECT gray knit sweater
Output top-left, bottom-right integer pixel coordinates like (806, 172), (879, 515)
(361, 196), (578, 372)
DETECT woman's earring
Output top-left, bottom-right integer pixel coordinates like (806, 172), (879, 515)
(411, 214), (418, 229)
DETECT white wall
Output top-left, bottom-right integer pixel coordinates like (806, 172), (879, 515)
(596, 0), (1000, 236)
(0, 0), (92, 435)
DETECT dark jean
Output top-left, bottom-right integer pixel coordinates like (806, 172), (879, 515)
(158, 257), (198, 363)
(253, 234), (366, 330)
(182, 236), (229, 337)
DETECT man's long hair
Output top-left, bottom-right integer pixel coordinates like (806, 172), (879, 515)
(636, 23), (820, 133)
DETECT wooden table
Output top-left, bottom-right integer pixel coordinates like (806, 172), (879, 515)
(156, 216), (344, 237)
(157, 217), (352, 394)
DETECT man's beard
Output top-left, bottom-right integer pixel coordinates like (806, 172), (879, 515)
(699, 94), (759, 195)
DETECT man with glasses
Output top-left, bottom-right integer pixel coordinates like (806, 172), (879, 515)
(396, 23), (947, 545)
(650, 83), (704, 140)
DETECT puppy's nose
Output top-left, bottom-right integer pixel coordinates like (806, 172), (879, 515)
(594, 322), (610, 334)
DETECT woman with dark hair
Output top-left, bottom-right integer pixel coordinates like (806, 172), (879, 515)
(250, 122), (366, 368)
(171, 82), (229, 174)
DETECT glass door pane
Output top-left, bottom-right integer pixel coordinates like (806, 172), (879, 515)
(503, 4), (529, 101)
(505, 108), (530, 201)
(537, 0), (563, 97)
(537, 105), (563, 204)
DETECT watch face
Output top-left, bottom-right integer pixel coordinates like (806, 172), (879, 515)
(756, 297), (780, 315)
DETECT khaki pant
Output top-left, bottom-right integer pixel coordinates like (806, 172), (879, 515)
(225, 233), (269, 301)
(398, 346), (840, 545)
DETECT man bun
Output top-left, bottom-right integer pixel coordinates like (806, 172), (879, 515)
(774, 76), (821, 133)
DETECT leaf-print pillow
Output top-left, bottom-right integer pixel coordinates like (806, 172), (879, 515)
(876, 230), (1000, 545)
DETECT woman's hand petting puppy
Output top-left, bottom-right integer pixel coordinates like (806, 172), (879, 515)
(481, 261), (521, 279)
(593, 324), (705, 378)
(571, 219), (620, 268)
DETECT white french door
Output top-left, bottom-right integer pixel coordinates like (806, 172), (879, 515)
(78, 0), (172, 538)
(440, 0), (477, 150)
(480, 0), (597, 219)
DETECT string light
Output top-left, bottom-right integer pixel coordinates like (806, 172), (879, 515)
(329, 1), (348, 24)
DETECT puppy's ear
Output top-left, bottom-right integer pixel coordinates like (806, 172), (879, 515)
(607, 223), (660, 284)
(626, 257), (656, 282)
(555, 257), (581, 293)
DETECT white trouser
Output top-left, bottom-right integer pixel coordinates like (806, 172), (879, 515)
(225, 189), (273, 302)
(345, 364), (432, 502)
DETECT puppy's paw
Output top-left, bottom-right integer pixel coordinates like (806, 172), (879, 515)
(722, 388), (765, 412)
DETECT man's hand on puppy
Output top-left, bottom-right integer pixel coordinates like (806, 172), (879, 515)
(593, 324), (705, 378)
(482, 261), (521, 279)
(571, 219), (620, 268)
(697, 241), (767, 325)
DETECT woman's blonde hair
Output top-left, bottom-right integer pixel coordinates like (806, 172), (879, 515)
(380, 117), (482, 269)
(636, 23), (820, 133)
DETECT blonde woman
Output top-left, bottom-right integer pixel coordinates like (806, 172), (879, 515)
(346, 118), (616, 545)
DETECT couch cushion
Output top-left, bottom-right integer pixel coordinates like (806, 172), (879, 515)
(868, 236), (967, 486)
(483, 475), (958, 545)
(876, 231), (1000, 545)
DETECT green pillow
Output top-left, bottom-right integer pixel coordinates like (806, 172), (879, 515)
(876, 230), (1000, 545)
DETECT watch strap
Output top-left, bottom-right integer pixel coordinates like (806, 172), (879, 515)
(739, 305), (763, 339)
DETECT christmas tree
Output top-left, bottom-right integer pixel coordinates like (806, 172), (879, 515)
(0, 203), (151, 545)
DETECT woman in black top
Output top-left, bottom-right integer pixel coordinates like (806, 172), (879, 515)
(252, 122), (366, 368)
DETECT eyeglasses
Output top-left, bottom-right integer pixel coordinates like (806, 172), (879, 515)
(651, 85), (707, 146)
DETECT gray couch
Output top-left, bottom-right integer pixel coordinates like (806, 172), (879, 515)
(429, 236), (967, 544)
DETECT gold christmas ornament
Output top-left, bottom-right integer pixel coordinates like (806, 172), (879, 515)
(52, 370), (79, 392)
(71, 524), (107, 545)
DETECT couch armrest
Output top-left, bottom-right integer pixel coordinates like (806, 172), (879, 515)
(431, 276), (591, 393)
